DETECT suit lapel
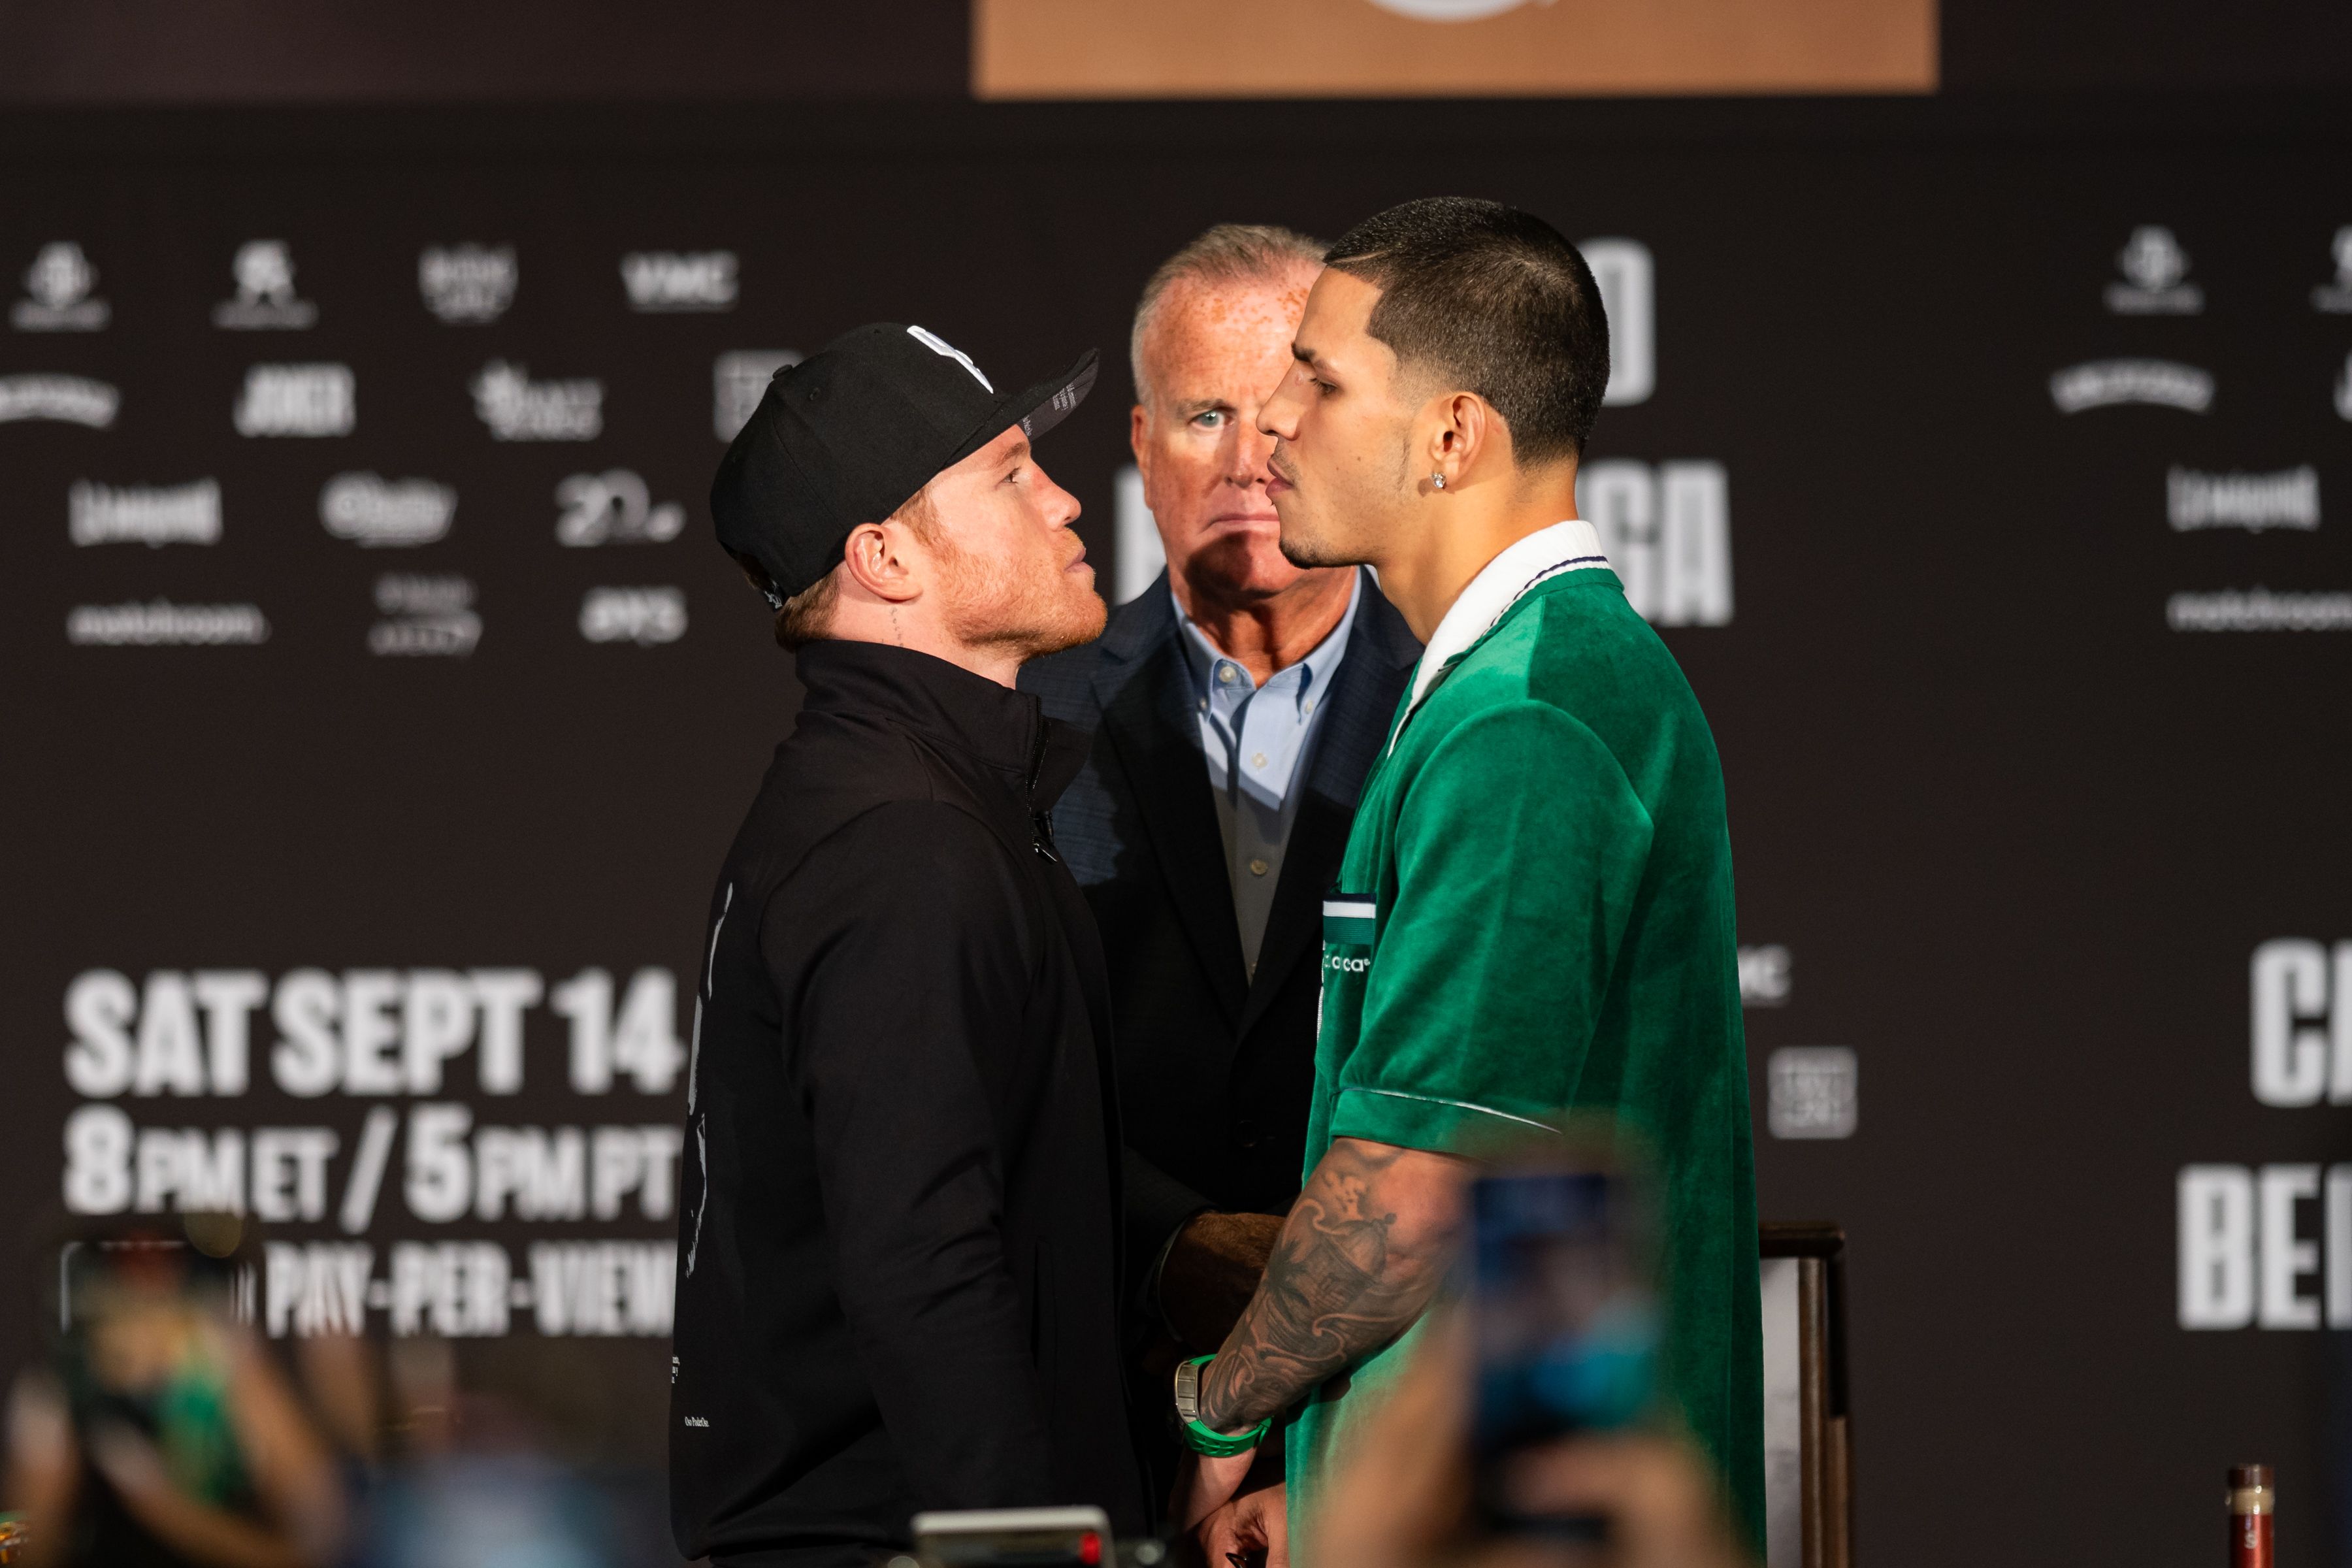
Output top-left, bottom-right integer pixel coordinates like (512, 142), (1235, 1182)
(1094, 592), (1250, 1029)
(1235, 575), (1420, 1040)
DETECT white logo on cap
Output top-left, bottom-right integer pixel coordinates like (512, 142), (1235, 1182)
(907, 325), (993, 393)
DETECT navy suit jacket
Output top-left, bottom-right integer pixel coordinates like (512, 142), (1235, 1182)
(1021, 568), (1421, 1299)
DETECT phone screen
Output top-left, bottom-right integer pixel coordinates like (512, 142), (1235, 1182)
(1468, 1164), (1659, 1528)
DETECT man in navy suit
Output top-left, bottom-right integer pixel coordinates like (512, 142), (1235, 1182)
(1021, 224), (1421, 1516)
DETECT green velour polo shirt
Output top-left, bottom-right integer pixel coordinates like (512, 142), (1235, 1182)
(1287, 521), (1763, 1558)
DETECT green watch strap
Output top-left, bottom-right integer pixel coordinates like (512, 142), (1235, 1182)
(1177, 1355), (1272, 1458)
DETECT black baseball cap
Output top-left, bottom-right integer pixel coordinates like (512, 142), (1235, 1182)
(711, 322), (1098, 606)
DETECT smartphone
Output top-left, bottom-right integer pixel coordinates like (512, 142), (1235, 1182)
(910, 1505), (1113, 1567)
(1468, 1162), (1659, 1532)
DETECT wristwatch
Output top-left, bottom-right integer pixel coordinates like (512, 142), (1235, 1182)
(1172, 1354), (1273, 1458)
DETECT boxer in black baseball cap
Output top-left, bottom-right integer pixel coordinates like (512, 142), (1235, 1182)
(711, 320), (1105, 672)
(674, 323), (1147, 1567)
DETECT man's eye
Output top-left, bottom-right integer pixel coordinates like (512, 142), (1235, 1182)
(1192, 411), (1224, 429)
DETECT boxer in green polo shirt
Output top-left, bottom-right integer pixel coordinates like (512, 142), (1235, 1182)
(1171, 198), (1762, 1565)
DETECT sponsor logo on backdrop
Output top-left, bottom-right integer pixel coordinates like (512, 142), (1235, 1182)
(2313, 227), (2352, 314)
(555, 470), (684, 546)
(1737, 945), (1791, 1007)
(67, 600), (269, 645)
(69, 480), (221, 547)
(1582, 238), (1653, 406)
(419, 244), (517, 323)
(2177, 939), (2352, 1331)
(212, 240), (318, 330)
(713, 350), (802, 440)
(370, 573), (481, 657)
(2337, 353), (2351, 421)
(1767, 1047), (1856, 1139)
(621, 251), (738, 312)
(12, 242), (109, 331)
(320, 472), (455, 547)
(2166, 589), (2352, 632)
(2050, 359), (2213, 414)
(235, 364), (355, 437)
(2168, 466), (2319, 532)
(472, 361), (602, 442)
(2105, 225), (2202, 315)
(0, 374), (118, 427)
(1576, 460), (1733, 626)
(580, 587), (685, 645)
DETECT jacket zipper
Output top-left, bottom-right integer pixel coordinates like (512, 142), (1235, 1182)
(1025, 724), (1060, 864)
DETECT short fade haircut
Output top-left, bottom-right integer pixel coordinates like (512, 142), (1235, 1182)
(1130, 222), (1326, 406)
(1323, 197), (1608, 467)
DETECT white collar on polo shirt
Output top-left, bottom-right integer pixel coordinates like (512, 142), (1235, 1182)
(1392, 518), (1610, 745)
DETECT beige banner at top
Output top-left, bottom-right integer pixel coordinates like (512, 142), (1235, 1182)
(973, 0), (1937, 99)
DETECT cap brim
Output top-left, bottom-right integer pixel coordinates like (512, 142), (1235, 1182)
(947, 348), (1099, 468)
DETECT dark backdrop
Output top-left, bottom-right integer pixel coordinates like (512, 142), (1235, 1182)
(4, 95), (2350, 1564)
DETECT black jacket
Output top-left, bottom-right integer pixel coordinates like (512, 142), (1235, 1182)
(1020, 570), (1420, 1294)
(671, 640), (1146, 1567)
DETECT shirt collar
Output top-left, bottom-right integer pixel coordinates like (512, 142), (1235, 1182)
(1171, 568), (1364, 710)
(1400, 519), (1610, 721)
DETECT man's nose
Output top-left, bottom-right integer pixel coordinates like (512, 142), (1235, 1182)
(1225, 418), (1275, 486)
(1258, 378), (1300, 440)
(1034, 465), (1081, 525)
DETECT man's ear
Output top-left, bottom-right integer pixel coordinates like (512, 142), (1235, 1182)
(840, 521), (921, 604)
(1426, 391), (1494, 487)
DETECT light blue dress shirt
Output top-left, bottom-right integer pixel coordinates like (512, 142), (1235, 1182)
(1172, 572), (1363, 976)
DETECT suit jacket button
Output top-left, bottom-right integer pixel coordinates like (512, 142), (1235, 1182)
(1233, 1119), (1260, 1149)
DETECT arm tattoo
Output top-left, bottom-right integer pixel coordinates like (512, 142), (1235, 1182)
(1197, 1139), (1458, 1432)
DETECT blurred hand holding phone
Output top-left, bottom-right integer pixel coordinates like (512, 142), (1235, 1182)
(1469, 1158), (1661, 1535)
(1300, 1138), (1746, 1568)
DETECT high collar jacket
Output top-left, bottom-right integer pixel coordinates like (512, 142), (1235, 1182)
(671, 640), (1143, 1567)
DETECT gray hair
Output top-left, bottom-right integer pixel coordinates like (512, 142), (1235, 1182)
(1129, 222), (1327, 407)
